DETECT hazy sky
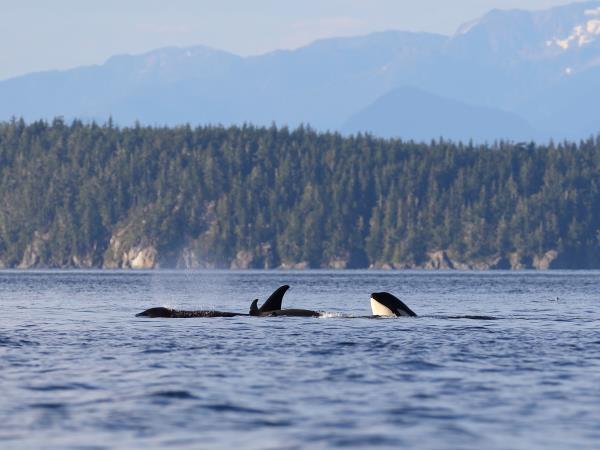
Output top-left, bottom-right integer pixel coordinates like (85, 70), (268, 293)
(0, 0), (588, 80)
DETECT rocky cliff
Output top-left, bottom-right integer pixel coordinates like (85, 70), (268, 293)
(10, 233), (577, 270)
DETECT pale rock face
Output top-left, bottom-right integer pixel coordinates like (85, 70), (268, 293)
(279, 261), (309, 270)
(424, 250), (454, 270)
(508, 253), (527, 270)
(230, 250), (254, 270)
(177, 247), (201, 269)
(103, 224), (158, 269)
(129, 247), (158, 269)
(18, 231), (50, 268)
(328, 259), (349, 270)
(533, 250), (558, 270)
(72, 254), (95, 268)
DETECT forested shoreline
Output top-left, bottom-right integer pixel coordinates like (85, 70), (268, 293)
(0, 118), (599, 269)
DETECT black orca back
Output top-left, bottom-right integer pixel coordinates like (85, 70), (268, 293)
(136, 307), (245, 318)
(136, 307), (174, 318)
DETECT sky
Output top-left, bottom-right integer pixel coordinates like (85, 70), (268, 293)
(0, 0), (589, 81)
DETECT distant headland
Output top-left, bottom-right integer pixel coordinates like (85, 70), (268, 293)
(1, 119), (599, 270)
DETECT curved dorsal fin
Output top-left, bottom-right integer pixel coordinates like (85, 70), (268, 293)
(259, 285), (289, 313)
(249, 299), (259, 315)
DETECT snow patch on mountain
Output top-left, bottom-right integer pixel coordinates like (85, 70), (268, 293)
(585, 6), (600, 16)
(548, 19), (600, 49)
(455, 18), (480, 36)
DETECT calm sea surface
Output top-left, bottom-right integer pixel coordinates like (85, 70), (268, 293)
(1, 270), (599, 449)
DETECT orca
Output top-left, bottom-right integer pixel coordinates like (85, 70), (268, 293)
(249, 285), (321, 317)
(135, 285), (320, 318)
(369, 293), (496, 319)
(370, 292), (417, 317)
(135, 307), (246, 318)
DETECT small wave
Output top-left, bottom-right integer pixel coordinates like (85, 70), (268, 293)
(335, 341), (358, 347)
(204, 403), (265, 414)
(246, 419), (293, 427)
(445, 315), (499, 320)
(427, 315), (499, 321)
(328, 435), (401, 447)
(152, 390), (197, 400)
(403, 359), (443, 370)
(0, 336), (39, 348)
(388, 405), (455, 420)
(25, 383), (98, 392)
(142, 347), (176, 354)
(318, 312), (354, 319)
(0, 434), (24, 442)
(29, 402), (66, 410)
(318, 312), (405, 319)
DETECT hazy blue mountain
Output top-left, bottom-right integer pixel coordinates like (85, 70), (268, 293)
(343, 86), (536, 142)
(1, 1), (599, 141)
(238, 31), (446, 129)
(435, 1), (600, 110)
(0, 46), (243, 124)
(0, 32), (445, 130)
(516, 65), (600, 139)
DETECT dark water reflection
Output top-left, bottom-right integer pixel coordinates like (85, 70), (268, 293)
(1, 270), (600, 449)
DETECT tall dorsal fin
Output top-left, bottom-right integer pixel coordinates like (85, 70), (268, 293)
(259, 285), (289, 313)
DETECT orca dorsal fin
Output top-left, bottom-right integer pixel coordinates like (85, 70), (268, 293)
(249, 299), (259, 315)
(259, 285), (289, 313)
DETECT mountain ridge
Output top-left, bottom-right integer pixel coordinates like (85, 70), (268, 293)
(1, 1), (599, 141)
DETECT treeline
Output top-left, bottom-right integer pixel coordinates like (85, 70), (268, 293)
(0, 118), (599, 269)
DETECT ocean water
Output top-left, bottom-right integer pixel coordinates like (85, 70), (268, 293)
(1, 270), (599, 450)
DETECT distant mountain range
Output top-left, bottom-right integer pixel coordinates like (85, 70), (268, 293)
(1, 1), (600, 142)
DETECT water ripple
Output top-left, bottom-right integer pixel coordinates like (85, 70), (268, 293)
(2, 270), (600, 449)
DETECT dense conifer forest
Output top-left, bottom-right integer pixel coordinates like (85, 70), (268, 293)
(0, 118), (599, 269)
